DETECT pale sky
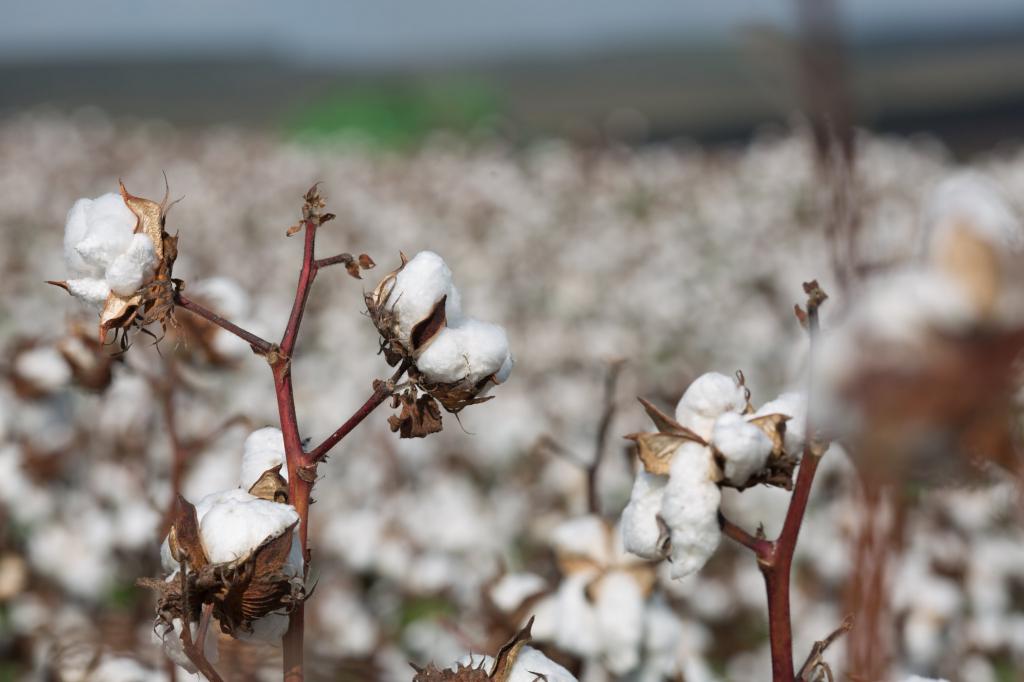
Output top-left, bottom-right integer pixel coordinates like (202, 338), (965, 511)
(2, 0), (1022, 65)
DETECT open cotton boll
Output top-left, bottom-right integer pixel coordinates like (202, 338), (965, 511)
(675, 372), (747, 439)
(595, 571), (645, 674)
(551, 573), (602, 657)
(621, 471), (668, 560)
(660, 443), (722, 579)
(154, 617), (219, 674)
(64, 193), (136, 277)
(390, 251), (463, 343)
(105, 233), (157, 296)
(711, 412), (772, 486)
(415, 318), (511, 385)
(199, 493), (299, 565)
(240, 427), (287, 490)
(235, 613), (290, 644)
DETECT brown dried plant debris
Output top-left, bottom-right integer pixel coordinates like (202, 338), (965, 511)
(138, 495), (304, 639)
(411, 617), (542, 682)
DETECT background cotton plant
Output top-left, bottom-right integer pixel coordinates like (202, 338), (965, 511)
(2, 108), (1024, 681)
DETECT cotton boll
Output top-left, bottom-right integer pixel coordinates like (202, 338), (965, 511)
(240, 427), (288, 491)
(676, 372), (747, 419)
(675, 372), (746, 439)
(711, 412), (772, 486)
(198, 493), (299, 564)
(552, 573), (602, 657)
(104, 233), (156, 296)
(755, 392), (807, 456)
(389, 251), (461, 343)
(495, 352), (515, 383)
(64, 198), (96, 276)
(596, 571), (644, 674)
(621, 471), (668, 560)
(414, 328), (467, 383)
(14, 346), (71, 392)
(660, 443), (722, 579)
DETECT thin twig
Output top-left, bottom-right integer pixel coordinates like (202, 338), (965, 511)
(587, 359), (625, 514)
(796, 615), (854, 681)
(175, 293), (273, 355)
(306, 360), (410, 464)
(719, 512), (774, 559)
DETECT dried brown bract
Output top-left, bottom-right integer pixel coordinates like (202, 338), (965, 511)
(412, 618), (540, 682)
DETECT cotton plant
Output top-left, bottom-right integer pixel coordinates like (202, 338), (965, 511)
(617, 281), (842, 682)
(47, 183), (513, 681)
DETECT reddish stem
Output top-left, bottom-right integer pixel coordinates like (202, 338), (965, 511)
(721, 285), (827, 682)
(174, 207), (394, 682)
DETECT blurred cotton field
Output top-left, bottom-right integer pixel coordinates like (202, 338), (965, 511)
(3, 110), (1024, 682)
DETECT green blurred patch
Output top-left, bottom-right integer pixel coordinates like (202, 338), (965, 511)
(399, 595), (456, 628)
(288, 81), (501, 148)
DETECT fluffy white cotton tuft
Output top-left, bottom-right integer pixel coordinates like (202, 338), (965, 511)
(240, 427), (288, 491)
(65, 278), (111, 308)
(621, 471), (668, 560)
(674, 372), (747, 439)
(389, 251), (462, 343)
(416, 318), (512, 385)
(104, 233), (157, 296)
(659, 443), (722, 579)
(199, 492), (299, 565)
(550, 515), (610, 566)
(452, 646), (577, 682)
(711, 412), (772, 486)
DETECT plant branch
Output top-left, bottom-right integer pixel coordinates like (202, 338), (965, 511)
(307, 360), (410, 464)
(175, 293), (273, 355)
(280, 220), (319, 358)
(719, 512), (773, 559)
(587, 359), (624, 514)
(314, 253), (354, 269)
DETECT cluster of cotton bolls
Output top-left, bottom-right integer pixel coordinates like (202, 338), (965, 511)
(5, 111), (1024, 680)
(621, 372), (805, 578)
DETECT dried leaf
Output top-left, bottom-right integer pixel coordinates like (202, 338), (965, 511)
(286, 222), (303, 237)
(626, 431), (692, 475)
(247, 466), (289, 504)
(318, 212), (336, 225)
(345, 260), (362, 279)
(388, 390), (444, 439)
(119, 181), (165, 261)
(358, 253), (375, 269)
(637, 397), (706, 442)
(410, 295), (448, 352)
(748, 413), (789, 457)
(168, 495), (209, 570)
(490, 617), (534, 682)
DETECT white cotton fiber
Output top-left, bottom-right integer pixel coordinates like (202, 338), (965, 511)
(105, 233), (157, 296)
(415, 318), (511, 385)
(199, 492), (299, 564)
(240, 427), (288, 491)
(660, 443), (722, 579)
(390, 251), (463, 344)
(711, 412), (772, 486)
(621, 471), (668, 560)
(924, 172), (1023, 253)
(506, 646), (578, 681)
(674, 372), (747, 440)
(66, 278), (112, 306)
